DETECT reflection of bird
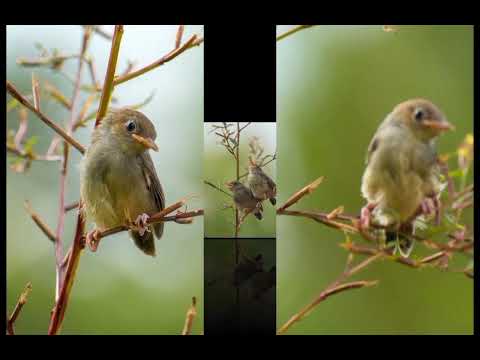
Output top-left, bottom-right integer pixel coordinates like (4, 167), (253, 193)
(247, 158), (277, 206)
(250, 266), (276, 300)
(226, 180), (263, 220)
(233, 254), (264, 286)
(80, 108), (164, 256)
(360, 99), (454, 256)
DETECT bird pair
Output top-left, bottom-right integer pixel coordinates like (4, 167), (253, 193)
(226, 159), (277, 221)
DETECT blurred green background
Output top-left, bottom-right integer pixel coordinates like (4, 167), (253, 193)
(204, 122), (276, 237)
(277, 25), (473, 334)
(7, 25), (204, 334)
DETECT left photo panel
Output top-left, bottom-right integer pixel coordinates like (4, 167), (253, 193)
(6, 25), (204, 334)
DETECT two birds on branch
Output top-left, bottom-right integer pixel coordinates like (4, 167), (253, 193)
(226, 158), (277, 221)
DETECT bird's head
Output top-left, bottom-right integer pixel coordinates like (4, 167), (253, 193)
(225, 180), (242, 191)
(391, 99), (454, 141)
(100, 108), (158, 154)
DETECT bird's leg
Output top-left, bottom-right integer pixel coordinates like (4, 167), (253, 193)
(431, 196), (441, 225)
(86, 229), (102, 252)
(360, 202), (377, 230)
(133, 213), (151, 236)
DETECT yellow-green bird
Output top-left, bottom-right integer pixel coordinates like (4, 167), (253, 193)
(80, 108), (164, 256)
(360, 99), (454, 256)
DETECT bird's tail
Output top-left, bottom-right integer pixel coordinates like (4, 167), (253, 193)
(130, 223), (163, 257)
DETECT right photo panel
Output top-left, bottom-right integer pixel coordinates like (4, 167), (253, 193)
(276, 25), (473, 334)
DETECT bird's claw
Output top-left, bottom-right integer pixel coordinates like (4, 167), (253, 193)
(86, 229), (101, 252)
(134, 213), (151, 236)
(360, 203), (376, 230)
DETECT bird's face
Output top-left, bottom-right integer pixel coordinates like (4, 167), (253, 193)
(225, 180), (242, 191)
(392, 99), (454, 141)
(103, 108), (158, 154)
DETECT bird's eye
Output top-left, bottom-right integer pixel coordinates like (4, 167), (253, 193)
(126, 120), (136, 132)
(414, 108), (424, 122)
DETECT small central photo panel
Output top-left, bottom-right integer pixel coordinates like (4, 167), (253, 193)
(203, 25), (276, 335)
(204, 122), (276, 238)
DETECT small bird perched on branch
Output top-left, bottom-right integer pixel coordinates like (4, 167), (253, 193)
(226, 180), (263, 220)
(247, 157), (277, 206)
(360, 99), (454, 257)
(80, 108), (164, 256)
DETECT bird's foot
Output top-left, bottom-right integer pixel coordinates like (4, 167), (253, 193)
(360, 203), (377, 230)
(133, 213), (151, 236)
(86, 229), (101, 252)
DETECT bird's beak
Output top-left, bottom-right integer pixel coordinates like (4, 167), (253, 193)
(132, 134), (159, 151)
(422, 119), (455, 132)
(225, 181), (233, 189)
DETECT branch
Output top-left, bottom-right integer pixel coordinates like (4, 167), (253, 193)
(24, 201), (56, 243)
(95, 25), (124, 127)
(6, 81), (85, 154)
(113, 33), (202, 86)
(91, 200), (203, 243)
(48, 210), (85, 335)
(277, 176), (324, 212)
(7, 282), (32, 335)
(181, 296), (197, 335)
(204, 180), (233, 198)
(277, 25), (314, 42)
(278, 280), (377, 334)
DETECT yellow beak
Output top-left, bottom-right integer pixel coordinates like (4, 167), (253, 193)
(132, 134), (159, 152)
(422, 119), (455, 132)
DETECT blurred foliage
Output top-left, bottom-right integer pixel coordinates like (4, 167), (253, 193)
(204, 122), (276, 237)
(6, 25), (204, 334)
(277, 25), (473, 334)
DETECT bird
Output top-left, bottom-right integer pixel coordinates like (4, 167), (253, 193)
(80, 108), (165, 256)
(360, 99), (454, 257)
(226, 180), (263, 220)
(246, 157), (277, 206)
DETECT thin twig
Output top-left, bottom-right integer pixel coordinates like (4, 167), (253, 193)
(7, 282), (32, 335)
(181, 296), (197, 335)
(6, 81), (85, 154)
(95, 25), (124, 127)
(204, 180), (233, 198)
(277, 176), (324, 212)
(24, 201), (57, 243)
(113, 33), (201, 86)
(277, 25), (314, 42)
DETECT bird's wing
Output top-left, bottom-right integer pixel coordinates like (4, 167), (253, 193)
(263, 172), (276, 189)
(365, 136), (380, 166)
(138, 152), (165, 212)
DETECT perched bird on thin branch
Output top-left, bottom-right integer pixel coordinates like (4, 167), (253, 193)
(80, 108), (164, 256)
(247, 157), (277, 206)
(360, 99), (454, 257)
(226, 180), (263, 220)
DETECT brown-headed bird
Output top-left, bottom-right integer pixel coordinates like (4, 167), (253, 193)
(360, 99), (454, 256)
(246, 158), (277, 206)
(80, 108), (164, 256)
(226, 180), (263, 220)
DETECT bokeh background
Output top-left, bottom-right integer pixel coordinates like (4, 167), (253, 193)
(277, 25), (473, 334)
(6, 25), (204, 334)
(204, 122), (276, 237)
